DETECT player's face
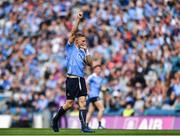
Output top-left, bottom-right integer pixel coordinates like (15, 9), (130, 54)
(95, 66), (101, 75)
(76, 37), (87, 47)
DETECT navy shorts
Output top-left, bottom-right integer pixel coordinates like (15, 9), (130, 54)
(88, 97), (100, 103)
(66, 77), (87, 100)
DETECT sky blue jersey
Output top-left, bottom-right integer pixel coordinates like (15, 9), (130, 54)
(65, 42), (86, 77)
(87, 73), (103, 98)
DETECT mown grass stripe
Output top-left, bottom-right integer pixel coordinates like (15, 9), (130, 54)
(0, 129), (180, 135)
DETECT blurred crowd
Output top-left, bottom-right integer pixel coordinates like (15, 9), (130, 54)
(0, 0), (180, 125)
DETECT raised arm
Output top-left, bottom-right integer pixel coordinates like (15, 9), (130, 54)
(85, 54), (93, 66)
(68, 11), (83, 44)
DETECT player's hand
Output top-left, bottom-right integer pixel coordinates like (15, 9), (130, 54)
(101, 85), (107, 92)
(80, 44), (87, 51)
(77, 11), (83, 19)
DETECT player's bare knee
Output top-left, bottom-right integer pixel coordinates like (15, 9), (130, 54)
(99, 107), (104, 113)
(89, 110), (94, 115)
(79, 101), (86, 108)
(89, 108), (94, 113)
(68, 101), (74, 108)
(79, 100), (86, 108)
(66, 100), (74, 109)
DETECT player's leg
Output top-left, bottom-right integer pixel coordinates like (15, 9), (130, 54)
(86, 102), (95, 127)
(78, 96), (87, 129)
(52, 77), (77, 132)
(94, 100), (104, 128)
(53, 100), (74, 123)
(78, 77), (94, 133)
(52, 100), (74, 132)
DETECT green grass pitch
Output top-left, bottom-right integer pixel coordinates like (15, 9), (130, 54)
(0, 128), (180, 136)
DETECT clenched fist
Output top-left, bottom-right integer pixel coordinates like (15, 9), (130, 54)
(77, 11), (83, 19)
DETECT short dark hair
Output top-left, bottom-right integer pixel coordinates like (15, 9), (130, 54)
(93, 65), (101, 70)
(75, 32), (85, 38)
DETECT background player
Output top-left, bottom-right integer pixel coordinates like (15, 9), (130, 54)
(86, 65), (105, 129)
(52, 11), (94, 133)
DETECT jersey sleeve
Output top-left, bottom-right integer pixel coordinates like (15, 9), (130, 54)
(66, 41), (74, 48)
(65, 41), (75, 53)
(87, 75), (93, 84)
(100, 77), (106, 86)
